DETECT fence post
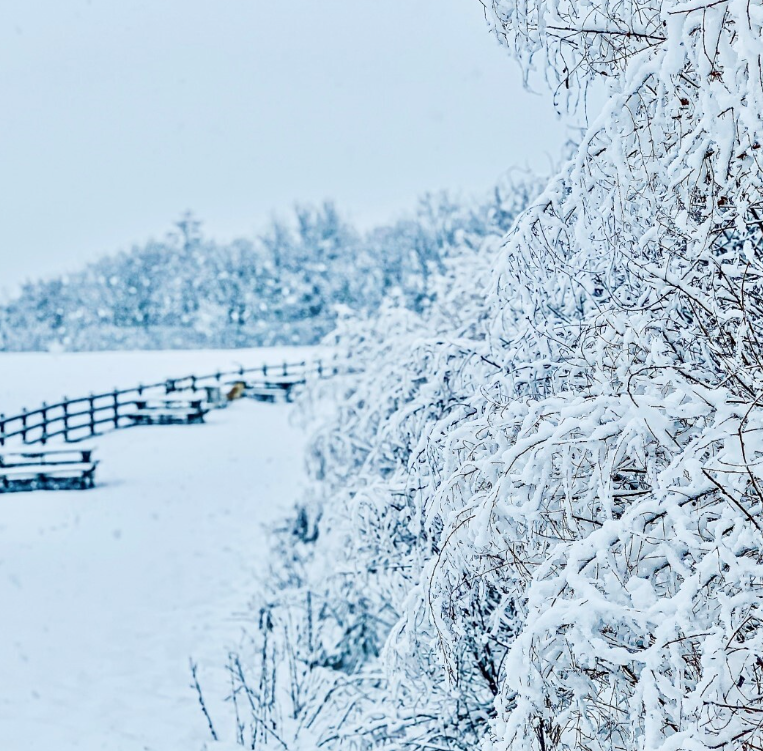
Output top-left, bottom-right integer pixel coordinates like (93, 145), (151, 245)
(317, 360), (323, 377)
(89, 394), (96, 436)
(0, 414), (4, 447)
(21, 408), (27, 444)
(63, 399), (70, 442)
(40, 402), (48, 446)
(215, 371), (221, 382)
(191, 375), (197, 392)
(113, 389), (119, 429)
(282, 361), (288, 376)
(263, 363), (268, 377)
(138, 383), (144, 396)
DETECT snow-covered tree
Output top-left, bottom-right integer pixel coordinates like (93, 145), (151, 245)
(0, 190), (522, 352)
(421, 5), (763, 751)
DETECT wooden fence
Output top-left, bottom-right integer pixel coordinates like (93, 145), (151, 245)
(0, 359), (332, 448)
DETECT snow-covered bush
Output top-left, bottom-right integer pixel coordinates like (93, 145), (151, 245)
(220, 3), (763, 751)
(219, 173), (540, 749)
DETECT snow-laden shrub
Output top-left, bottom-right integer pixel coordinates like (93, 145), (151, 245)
(219, 174), (540, 750)
(220, 4), (763, 751)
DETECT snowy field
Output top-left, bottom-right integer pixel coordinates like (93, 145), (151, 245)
(0, 349), (312, 750)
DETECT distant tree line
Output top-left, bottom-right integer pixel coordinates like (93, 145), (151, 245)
(0, 179), (534, 351)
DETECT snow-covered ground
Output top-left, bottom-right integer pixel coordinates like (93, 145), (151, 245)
(0, 350), (311, 750)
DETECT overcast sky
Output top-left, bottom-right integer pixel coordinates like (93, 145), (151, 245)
(0, 0), (573, 293)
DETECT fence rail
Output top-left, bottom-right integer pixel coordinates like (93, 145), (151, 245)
(0, 358), (333, 448)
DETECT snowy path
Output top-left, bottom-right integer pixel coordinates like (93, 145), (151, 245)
(0, 399), (306, 750)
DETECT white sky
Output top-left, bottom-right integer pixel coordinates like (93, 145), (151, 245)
(0, 0), (573, 292)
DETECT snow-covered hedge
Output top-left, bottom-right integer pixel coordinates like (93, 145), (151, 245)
(220, 3), (763, 751)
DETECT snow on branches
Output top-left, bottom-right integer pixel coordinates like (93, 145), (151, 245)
(419, 2), (763, 751)
(217, 175), (539, 750)
(219, 4), (763, 751)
